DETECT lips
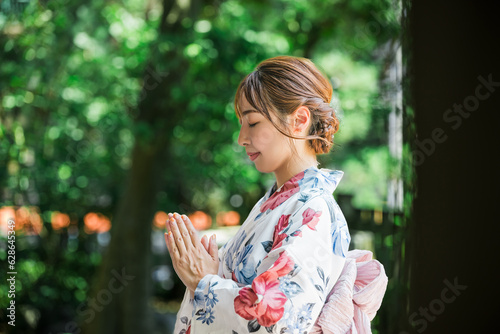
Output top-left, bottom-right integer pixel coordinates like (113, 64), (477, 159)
(247, 152), (261, 161)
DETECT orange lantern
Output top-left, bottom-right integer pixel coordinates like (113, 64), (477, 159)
(15, 206), (43, 235)
(51, 211), (71, 231)
(84, 212), (111, 234)
(188, 211), (212, 231)
(153, 211), (168, 229)
(216, 211), (240, 226)
(0, 206), (16, 236)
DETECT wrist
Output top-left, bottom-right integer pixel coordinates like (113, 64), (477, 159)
(189, 276), (203, 295)
(191, 273), (217, 293)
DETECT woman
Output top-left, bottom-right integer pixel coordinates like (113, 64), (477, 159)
(165, 56), (351, 333)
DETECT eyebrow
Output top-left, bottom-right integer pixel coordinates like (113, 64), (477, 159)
(239, 109), (258, 124)
(242, 109), (258, 117)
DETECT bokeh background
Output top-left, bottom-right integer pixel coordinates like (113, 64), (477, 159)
(2, 0), (497, 333)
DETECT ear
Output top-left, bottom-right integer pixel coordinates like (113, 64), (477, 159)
(291, 106), (311, 134)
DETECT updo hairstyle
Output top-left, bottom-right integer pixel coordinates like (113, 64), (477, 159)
(234, 55), (339, 155)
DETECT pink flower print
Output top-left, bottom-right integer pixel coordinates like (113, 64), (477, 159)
(271, 233), (287, 252)
(234, 251), (295, 327)
(260, 172), (304, 213)
(271, 215), (290, 250)
(275, 214), (290, 233)
(234, 285), (260, 320)
(234, 271), (288, 327)
(255, 250), (295, 280)
(268, 251), (295, 279)
(302, 207), (322, 231)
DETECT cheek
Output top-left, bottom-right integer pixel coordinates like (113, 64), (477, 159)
(254, 128), (274, 146)
(254, 127), (289, 152)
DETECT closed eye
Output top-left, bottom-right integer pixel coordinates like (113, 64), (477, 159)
(249, 122), (258, 127)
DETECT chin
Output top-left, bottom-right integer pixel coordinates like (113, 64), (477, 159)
(254, 165), (268, 173)
(254, 163), (279, 175)
(253, 162), (269, 174)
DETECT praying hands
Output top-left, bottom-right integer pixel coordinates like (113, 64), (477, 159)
(164, 212), (219, 297)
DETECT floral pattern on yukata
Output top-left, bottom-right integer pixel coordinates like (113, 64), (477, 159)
(173, 166), (351, 333)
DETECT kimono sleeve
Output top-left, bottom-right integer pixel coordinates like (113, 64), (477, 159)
(188, 195), (349, 333)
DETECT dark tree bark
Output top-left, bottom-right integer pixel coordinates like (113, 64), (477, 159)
(82, 1), (206, 333)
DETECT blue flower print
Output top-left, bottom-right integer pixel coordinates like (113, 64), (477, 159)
(297, 192), (310, 203)
(323, 196), (350, 257)
(283, 302), (315, 332)
(225, 230), (247, 272)
(330, 203), (350, 257)
(279, 276), (304, 298)
(297, 303), (314, 322)
(282, 302), (314, 332)
(196, 307), (215, 325)
(288, 317), (308, 333)
(205, 282), (219, 308)
(298, 172), (321, 190)
(254, 211), (265, 221)
(192, 279), (208, 316)
(332, 226), (350, 257)
(233, 244), (257, 284)
(298, 167), (343, 195)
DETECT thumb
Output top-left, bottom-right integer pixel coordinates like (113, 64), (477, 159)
(208, 234), (218, 258)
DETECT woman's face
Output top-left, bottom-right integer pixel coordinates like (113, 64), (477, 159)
(237, 95), (293, 174)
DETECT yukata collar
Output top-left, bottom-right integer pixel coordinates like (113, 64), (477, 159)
(299, 166), (344, 194)
(262, 166), (344, 213)
(270, 166), (344, 194)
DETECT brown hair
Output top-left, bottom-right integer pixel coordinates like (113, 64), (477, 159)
(234, 55), (339, 155)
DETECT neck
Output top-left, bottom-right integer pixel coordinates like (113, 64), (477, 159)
(274, 154), (318, 189)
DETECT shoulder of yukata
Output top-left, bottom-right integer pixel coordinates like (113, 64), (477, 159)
(290, 189), (330, 219)
(257, 193), (328, 254)
(288, 192), (350, 257)
(296, 184), (328, 204)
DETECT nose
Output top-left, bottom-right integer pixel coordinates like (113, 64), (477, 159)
(237, 125), (249, 147)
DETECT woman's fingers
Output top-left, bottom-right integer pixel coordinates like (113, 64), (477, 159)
(201, 234), (209, 251)
(168, 213), (187, 256)
(172, 213), (195, 249)
(208, 234), (218, 259)
(164, 212), (219, 292)
(164, 231), (178, 258)
(180, 214), (204, 248)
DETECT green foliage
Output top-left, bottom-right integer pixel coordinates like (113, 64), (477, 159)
(1, 0), (400, 331)
(0, 0), (399, 217)
(0, 230), (101, 333)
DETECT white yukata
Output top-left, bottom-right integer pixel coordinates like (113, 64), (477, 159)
(173, 166), (351, 334)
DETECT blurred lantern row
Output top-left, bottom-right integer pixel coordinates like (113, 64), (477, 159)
(153, 210), (240, 231)
(0, 206), (240, 236)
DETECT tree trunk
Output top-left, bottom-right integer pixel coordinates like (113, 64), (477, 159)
(82, 133), (168, 333)
(82, 0), (205, 333)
